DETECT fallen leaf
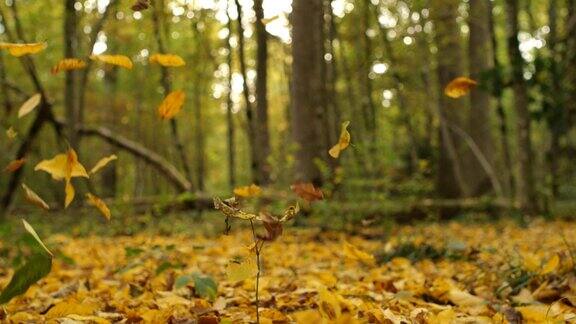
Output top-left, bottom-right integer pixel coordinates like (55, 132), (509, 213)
(90, 154), (118, 174)
(226, 258), (258, 282)
(4, 158), (25, 172)
(149, 53), (186, 67)
(90, 54), (133, 69)
(329, 121), (351, 158)
(17, 93), (42, 118)
(0, 42), (47, 57)
(157, 90), (186, 120)
(45, 300), (99, 318)
(342, 241), (375, 266)
(86, 193), (111, 221)
(291, 182), (324, 202)
(21, 184), (50, 211)
(541, 254), (560, 275)
(51, 58), (86, 74)
(233, 184), (262, 198)
(444, 77), (477, 98)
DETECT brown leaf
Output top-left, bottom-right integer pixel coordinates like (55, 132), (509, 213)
(258, 212), (283, 241)
(4, 158), (25, 173)
(291, 182), (324, 202)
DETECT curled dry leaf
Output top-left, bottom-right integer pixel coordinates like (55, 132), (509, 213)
(22, 219), (53, 256)
(90, 154), (118, 174)
(4, 158), (25, 173)
(149, 53), (186, 67)
(291, 182), (324, 202)
(35, 148), (89, 181)
(51, 58), (86, 74)
(21, 184), (50, 211)
(213, 197), (257, 220)
(233, 184), (262, 198)
(0, 42), (47, 57)
(258, 212), (283, 241)
(444, 77), (477, 98)
(329, 121), (351, 159)
(18, 93), (42, 119)
(157, 90), (186, 120)
(86, 193), (111, 221)
(90, 54), (133, 69)
(279, 203), (300, 223)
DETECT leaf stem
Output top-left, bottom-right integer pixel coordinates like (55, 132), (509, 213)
(249, 220), (262, 324)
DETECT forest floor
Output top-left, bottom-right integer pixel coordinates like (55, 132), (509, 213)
(1, 217), (576, 323)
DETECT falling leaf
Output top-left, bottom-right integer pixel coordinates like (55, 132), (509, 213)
(21, 184), (50, 210)
(6, 127), (17, 140)
(0, 253), (52, 305)
(233, 184), (262, 198)
(342, 241), (375, 266)
(149, 53), (186, 67)
(90, 154), (117, 174)
(51, 58), (86, 74)
(17, 93), (42, 119)
(22, 219), (53, 256)
(157, 90), (186, 120)
(86, 193), (111, 221)
(541, 254), (559, 275)
(90, 54), (133, 69)
(444, 77), (477, 98)
(329, 121), (351, 158)
(213, 197), (258, 220)
(45, 300), (99, 318)
(4, 158), (25, 172)
(35, 149), (89, 181)
(261, 15), (280, 25)
(226, 258), (258, 282)
(131, 0), (150, 11)
(65, 180), (75, 208)
(0, 42), (47, 57)
(291, 182), (324, 202)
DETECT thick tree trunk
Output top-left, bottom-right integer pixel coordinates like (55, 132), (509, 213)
(505, 0), (538, 213)
(101, 66), (119, 197)
(253, 0), (272, 185)
(64, 0), (80, 150)
(467, 0), (495, 196)
(430, 0), (468, 199)
(291, 0), (326, 184)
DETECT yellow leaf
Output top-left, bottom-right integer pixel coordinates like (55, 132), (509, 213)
(329, 121), (351, 158)
(317, 287), (341, 320)
(226, 258), (258, 282)
(45, 300), (99, 319)
(342, 241), (375, 266)
(233, 184), (262, 198)
(35, 149), (89, 181)
(157, 90), (186, 120)
(4, 158), (25, 172)
(21, 183), (50, 211)
(292, 310), (322, 324)
(444, 77), (477, 98)
(86, 193), (111, 221)
(90, 154), (118, 174)
(51, 58), (86, 74)
(17, 93), (42, 119)
(22, 219), (53, 256)
(6, 126), (17, 140)
(522, 253), (541, 273)
(0, 42), (47, 57)
(90, 54), (133, 69)
(65, 179), (75, 208)
(541, 254), (559, 275)
(149, 53), (186, 67)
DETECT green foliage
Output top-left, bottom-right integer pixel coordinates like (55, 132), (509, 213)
(192, 273), (218, 301)
(0, 253), (52, 304)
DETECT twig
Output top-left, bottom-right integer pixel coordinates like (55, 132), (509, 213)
(249, 219), (262, 324)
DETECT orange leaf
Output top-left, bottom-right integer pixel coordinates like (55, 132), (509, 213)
(329, 121), (351, 158)
(86, 193), (111, 221)
(149, 53), (186, 67)
(90, 54), (133, 69)
(233, 184), (262, 198)
(291, 182), (324, 202)
(51, 58), (86, 74)
(157, 90), (186, 120)
(4, 158), (25, 172)
(0, 42), (47, 57)
(444, 77), (477, 98)
(64, 179), (75, 208)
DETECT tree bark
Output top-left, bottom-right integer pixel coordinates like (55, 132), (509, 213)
(291, 0), (326, 184)
(253, 0), (272, 185)
(505, 0), (538, 213)
(467, 0), (495, 196)
(430, 0), (468, 199)
(64, 0), (80, 150)
(225, 5), (236, 189)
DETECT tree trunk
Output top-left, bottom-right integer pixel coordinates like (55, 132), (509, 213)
(64, 0), (80, 149)
(291, 0), (326, 184)
(505, 0), (538, 213)
(0, 52), (12, 116)
(466, 0), (495, 196)
(225, 5), (236, 189)
(101, 66), (119, 197)
(430, 0), (468, 199)
(253, 0), (272, 185)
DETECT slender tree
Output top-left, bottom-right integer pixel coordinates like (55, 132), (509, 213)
(225, 3), (236, 189)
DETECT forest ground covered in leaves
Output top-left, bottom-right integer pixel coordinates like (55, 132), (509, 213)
(1, 213), (576, 323)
